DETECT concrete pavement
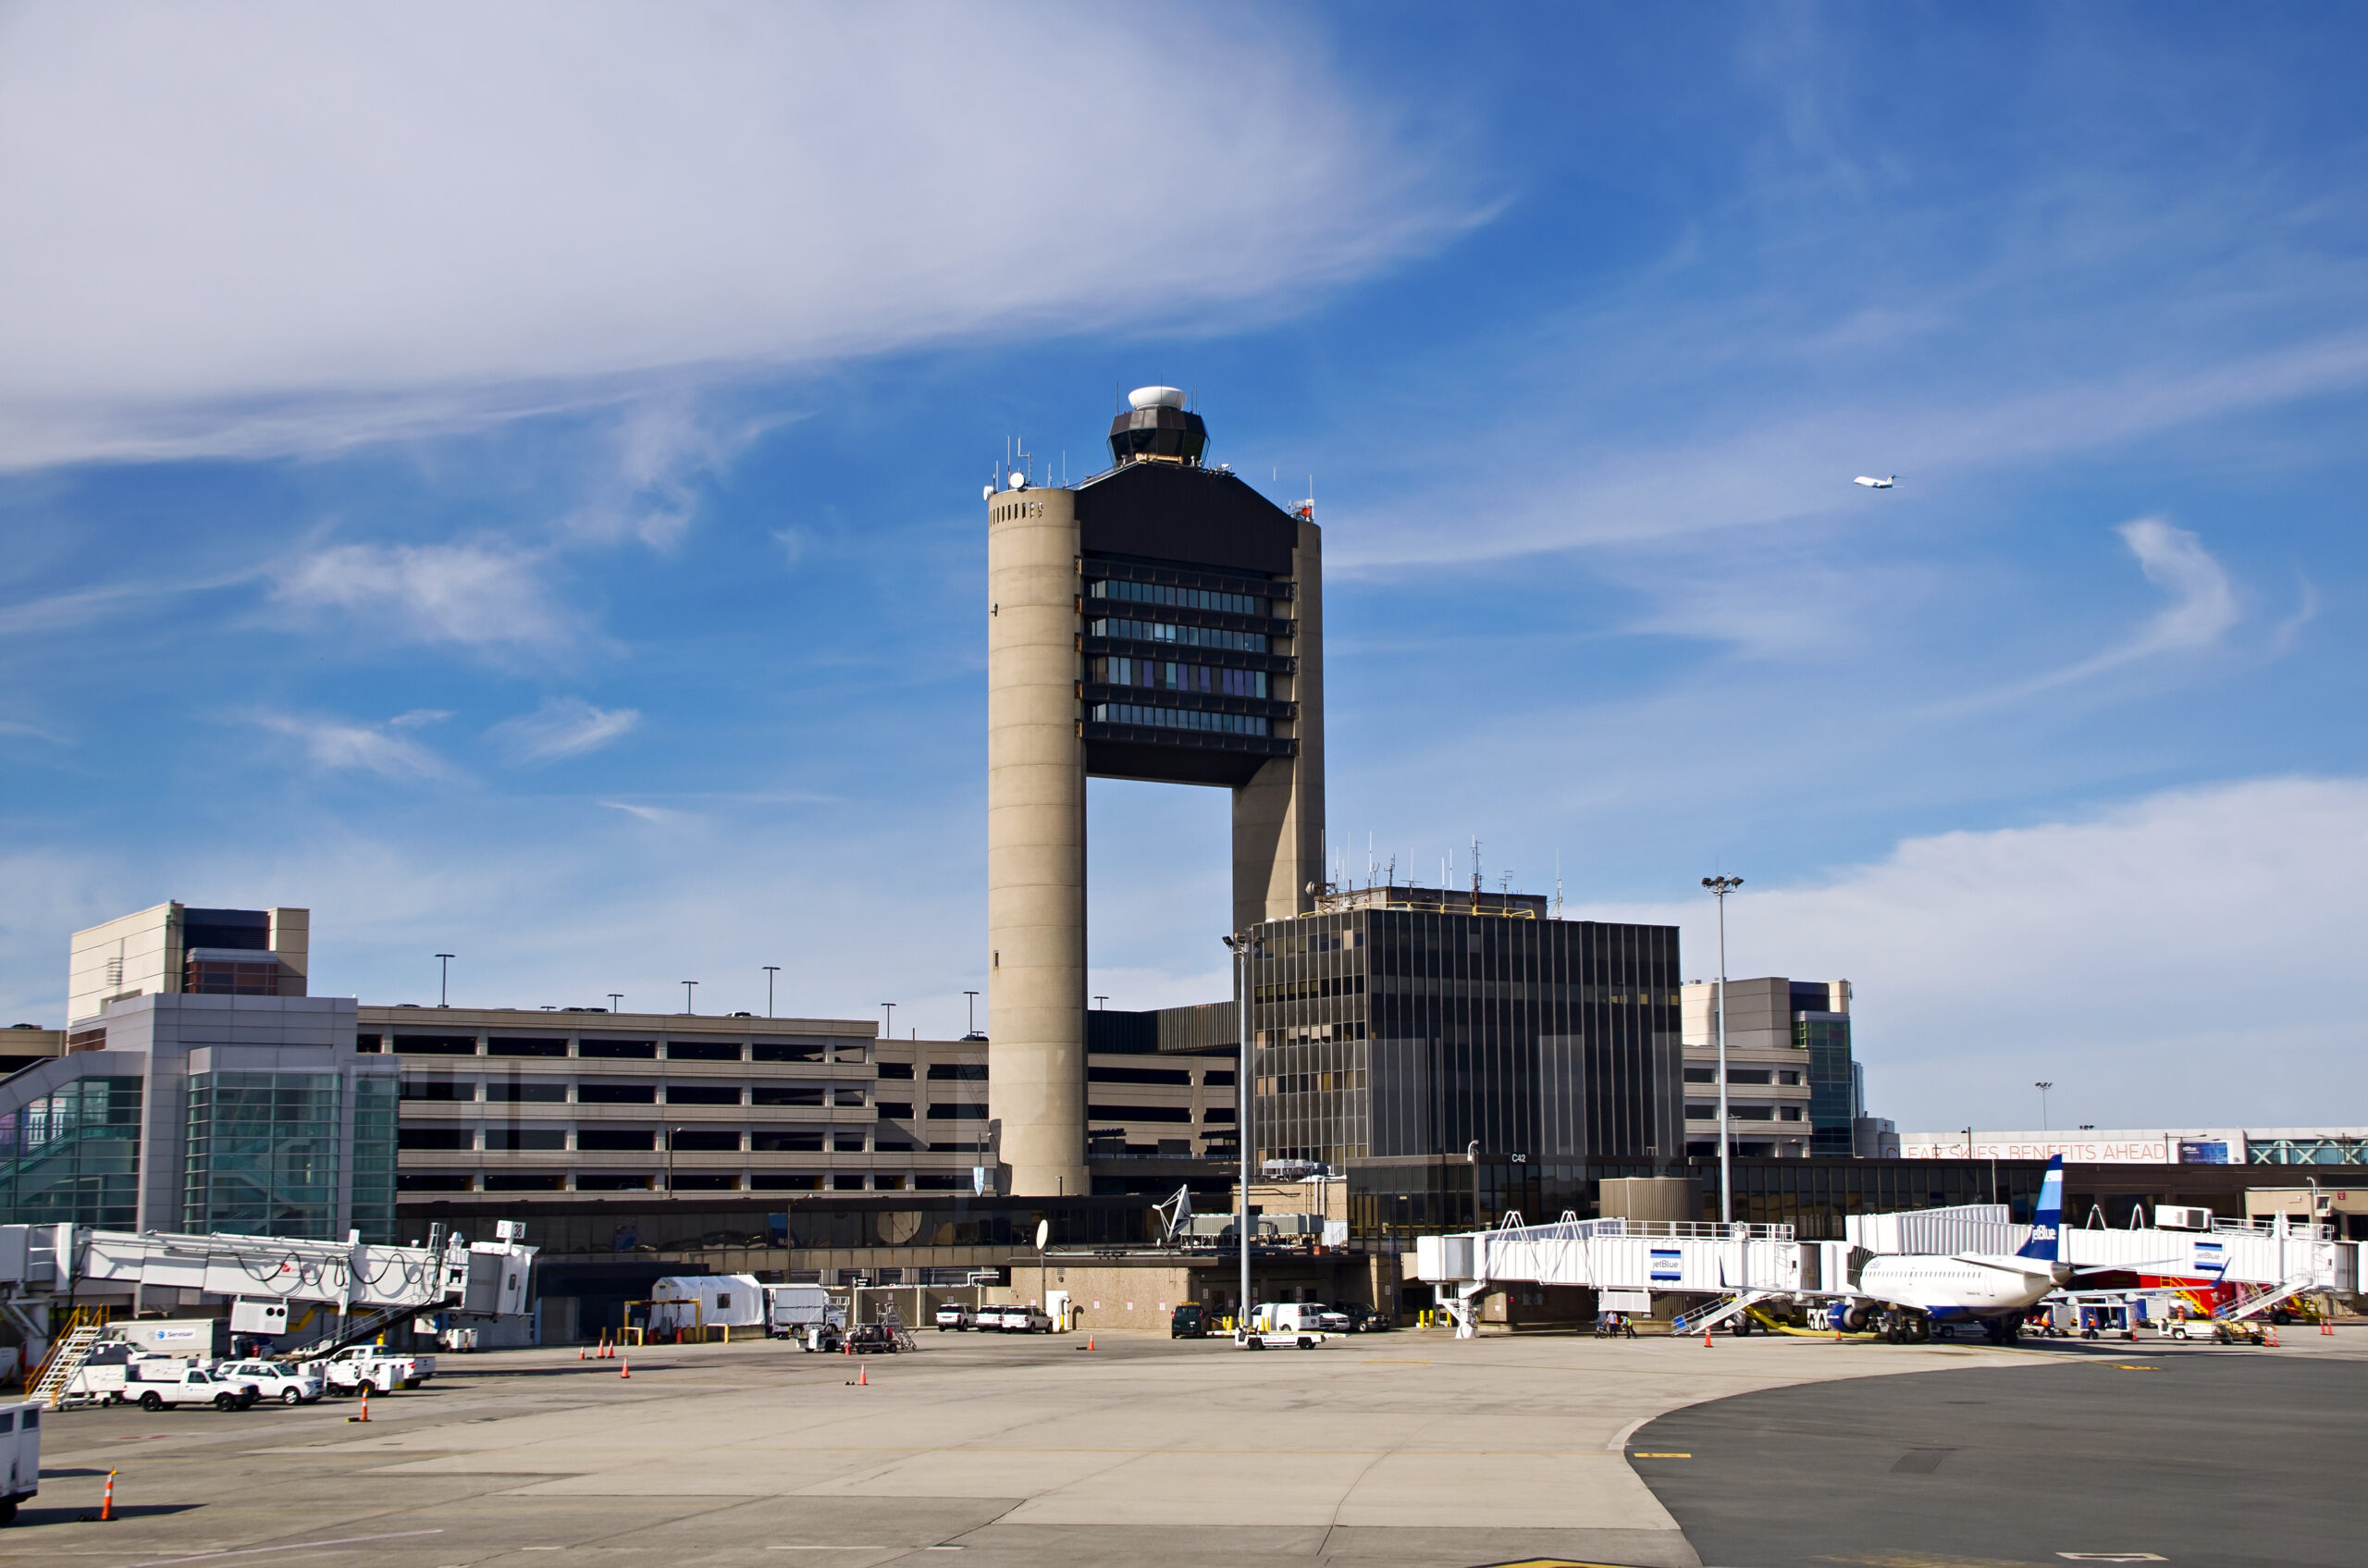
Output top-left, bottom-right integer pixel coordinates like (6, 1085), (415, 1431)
(7, 1327), (2121, 1568)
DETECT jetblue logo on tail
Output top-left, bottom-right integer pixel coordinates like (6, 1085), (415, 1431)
(2016, 1154), (2066, 1262)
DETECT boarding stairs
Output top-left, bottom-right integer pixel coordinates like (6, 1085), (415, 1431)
(2217, 1278), (2315, 1322)
(29, 1314), (107, 1409)
(1672, 1290), (1779, 1337)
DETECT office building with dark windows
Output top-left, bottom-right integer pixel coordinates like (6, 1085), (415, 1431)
(1161, 885), (1684, 1171)
(987, 386), (1321, 1197)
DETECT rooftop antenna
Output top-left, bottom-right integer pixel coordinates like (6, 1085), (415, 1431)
(1554, 851), (1564, 918)
(1472, 837), (1483, 907)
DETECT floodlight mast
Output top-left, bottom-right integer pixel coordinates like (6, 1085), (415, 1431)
(1224, 932), (1252, 1335)
(1701, 876), (1744, 1225)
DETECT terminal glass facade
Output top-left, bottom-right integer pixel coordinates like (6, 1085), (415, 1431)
(1800, 1014), (1857, 1156)
(183, 1070), (346, 1239)
(0, 1076), (142, 1227)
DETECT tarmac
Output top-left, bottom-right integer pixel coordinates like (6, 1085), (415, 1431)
(12, 1324), (2364, 1568)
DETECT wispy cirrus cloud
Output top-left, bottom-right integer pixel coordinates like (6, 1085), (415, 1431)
(246, 710), (457, 781)
(489, 697), (641, 764)
(271, 540), (579, 658)
(0, 4), (1467, 470)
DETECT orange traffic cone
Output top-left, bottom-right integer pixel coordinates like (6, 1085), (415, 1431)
(857, 1361), (868, 1386)
(1703, 1324), (1715, 1347)
(2265, 1326), (2279, 1347)
(1087, 1336), (1095, 1351)
(347, 1384), (371, 1423)
(99, 1470), (116, 1522)
(577, 1345), (586, 1361)
(620, 1356), (631, 1378)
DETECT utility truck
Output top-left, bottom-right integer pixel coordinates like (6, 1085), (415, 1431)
(307, 1344), (434, 1393)
(133, 1366), (261, 1412)
(0, 1401), (38, 1524)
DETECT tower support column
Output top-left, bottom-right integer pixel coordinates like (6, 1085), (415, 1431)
(1232, 516), (1325, 931)
(986, 485), (1088, 1198)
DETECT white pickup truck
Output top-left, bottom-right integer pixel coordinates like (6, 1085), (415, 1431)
(133, 1366), (262, 1412)
(1, 1401), (39, 1524)
(308, 1344), (436, 1393)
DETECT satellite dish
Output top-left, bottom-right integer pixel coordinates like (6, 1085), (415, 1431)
(1009, 472), (1029, 491)
(1034, 1218), (1050, 1251)
(1127, 386), (1187, 412)
(981, 484), (993, 501)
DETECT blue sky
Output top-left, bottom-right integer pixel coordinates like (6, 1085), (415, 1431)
(5, 4), (2365, 1133)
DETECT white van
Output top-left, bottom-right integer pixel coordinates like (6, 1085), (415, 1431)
(1254, 1303), (1349, 1335)
(763, 1284), (838, 1337)
(0, 1401), (38, 1524)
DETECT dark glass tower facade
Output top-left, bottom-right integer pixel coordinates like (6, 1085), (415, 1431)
(1241, 891), (1684, 1167)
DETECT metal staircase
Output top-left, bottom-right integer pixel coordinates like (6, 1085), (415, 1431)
(28, 1309), (109, 1408)
(1673, 1290), (1777, 1336)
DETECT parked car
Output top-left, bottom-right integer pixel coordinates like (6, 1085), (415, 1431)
(1254, 1303), (1350, 1335)
(1338, 1304), (1392, 1334)
(216, 1361), (326, 1405)
(1170, 1303), (1210, 1339)
(982, 1304), (1051, 1334)
(135, 1367), (260, 1413)
(934, 1304), (973, 1331)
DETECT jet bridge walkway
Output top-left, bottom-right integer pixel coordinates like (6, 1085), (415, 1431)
(1413, 1204), (2349, 1338)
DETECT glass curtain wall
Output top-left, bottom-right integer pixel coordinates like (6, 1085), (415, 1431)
(350, 1075), (399, 1243)
(183, 1071), (343, 1238)
(0, 1077), (142, 1227)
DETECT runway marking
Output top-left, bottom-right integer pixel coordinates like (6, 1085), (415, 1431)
(1360, 1358), (1432, 1366)
(2056, 1556), (2166, 1562)
(2110, 1364), (2162, 1372)
(106, 1529), (444, 1568)
(1628, 1451), (1690, 1459)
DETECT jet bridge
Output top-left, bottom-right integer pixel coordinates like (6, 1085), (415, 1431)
(1413, 1204), (2347, 1338)
(2, 1221), (537, 1394)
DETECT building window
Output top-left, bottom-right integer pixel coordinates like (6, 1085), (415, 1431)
(1092, 658), (1270, 699)
(667, 1129), (742, 1152)
(750, 1130), (824, 1152)
(752, 1085), (828, 1106)
(876, 1061), (915, 1080)
(1088, 618), (1268, 653)
(401, 1080), (475, 1101)
(484, 1082), (567, 1103)
(1089, 703), (1269, 736)
(487, 1037), (567, 1057)
(665, 1041), (743, 1062)
(578, 1082), (657, 1104)
(874, 1101), (915, 1118)
(578, 1039), (658, 1059)
(665, 1085), (742, 1105)
(0, 1076), (142, 1228)
(578, 1129), (657, 1152)
(1088, 579), (1265, 616)
(484, 1130), (566, 1152)
(184, 1071), (343, 1240)
(400, 1128), (474, 1151)
(930, 1104), (989, 1120)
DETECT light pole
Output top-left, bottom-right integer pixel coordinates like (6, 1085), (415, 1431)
(607, 993), (623, 1015)
(435, 954), (454, 1008)
(681, 981), (697, 1015)
(1222, 932), (1252, 1335)
(764, 967), (780, 1018)
(1094, 994), (1107, 1011)
(2035, 1081), (2054, 1133)
(881, 1003), (895, 1043)
(963, 992), (980, 1039)
(1701, 876), (1743, 1225)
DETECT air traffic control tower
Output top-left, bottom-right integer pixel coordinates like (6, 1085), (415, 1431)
(987, 387), (1323, 1197)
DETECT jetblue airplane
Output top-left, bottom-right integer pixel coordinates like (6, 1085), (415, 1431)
(1832, 1155), (2069, 1344)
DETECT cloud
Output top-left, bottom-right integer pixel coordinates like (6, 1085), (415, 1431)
(248, 710), (457, 780)
(490, 697), (641, 764)
(1955, 517), (2239, 706)
(0, 4), (1464, 469)
(272, 540), (578, 657)
(1585, 776), (2368, 1131)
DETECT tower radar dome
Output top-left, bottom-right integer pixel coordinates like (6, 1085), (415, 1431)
(1110, 386), (1206, 465)
(1128, 386), (1187, 411)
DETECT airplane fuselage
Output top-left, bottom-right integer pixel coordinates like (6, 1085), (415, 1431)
(1857, 1253), (2065, 1322)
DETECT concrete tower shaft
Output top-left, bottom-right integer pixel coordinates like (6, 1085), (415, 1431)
(986, 484), (1089, 1198)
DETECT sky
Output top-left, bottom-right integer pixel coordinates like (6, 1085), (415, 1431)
(4, 3), (2365, 1136)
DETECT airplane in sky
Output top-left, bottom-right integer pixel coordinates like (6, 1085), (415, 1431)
(1854, 474), (1897, 488)
(1831, 1155), (2070, 1344)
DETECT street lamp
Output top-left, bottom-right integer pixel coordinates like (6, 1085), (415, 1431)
(681, 980), (697, 1014)
(1222, 932), (1252, 1337)
(764, 966), (781, 1019)
(2035, 1081), (2054, 1133)
(963, 992), (981, 1039)
(435, 954), (455, 1008)
(607, 993), (623, 1015)
(881, 1003), (895, 1042)
(1701, 876), (1743, 1225)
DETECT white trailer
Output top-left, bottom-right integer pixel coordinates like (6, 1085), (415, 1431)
(762, 1284), (836, 1336)
(0, 1401), (38, 1524)
(649, 1275), (766, 1336)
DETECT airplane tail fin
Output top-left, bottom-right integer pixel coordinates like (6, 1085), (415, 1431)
(2016, 1154), (2064, 1262)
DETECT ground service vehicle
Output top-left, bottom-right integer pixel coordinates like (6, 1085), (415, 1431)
(1171, 1303), (1209, 1338)
(218, 1361), (326, 1404)
(0, 1401), (37, 1524)
(1234, 1328), (1324, 1351)
(846, 1324), (900, 1354)
(1255, 1303), (1350, 1334)
(765, 1284), (840, 1338)
(311, 1345), (434, 1392)
(137, 1367), (260, 1412)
